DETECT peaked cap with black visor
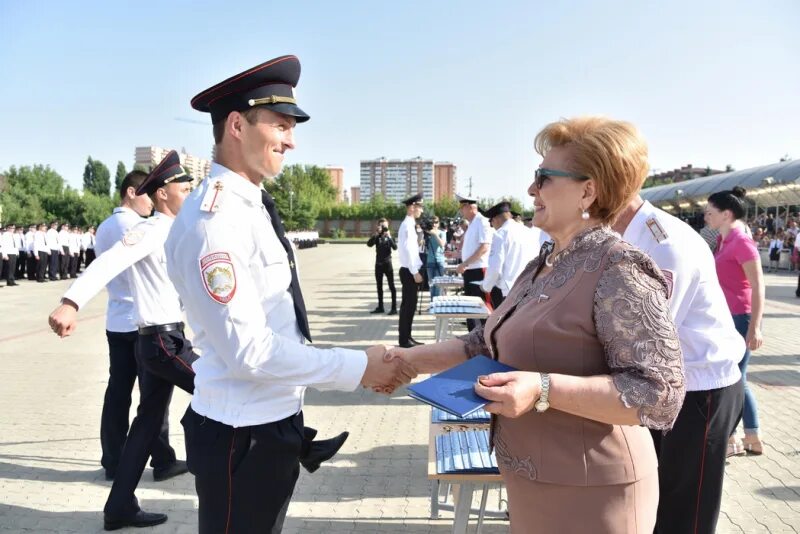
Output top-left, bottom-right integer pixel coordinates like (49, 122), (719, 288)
(190, 55), (311, 125)
(135, 150), (193, 196)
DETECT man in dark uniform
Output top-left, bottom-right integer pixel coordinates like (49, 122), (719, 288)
(367, 217), (397, 314)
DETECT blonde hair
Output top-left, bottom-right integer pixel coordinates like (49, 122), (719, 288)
(534, 116), (649, 224)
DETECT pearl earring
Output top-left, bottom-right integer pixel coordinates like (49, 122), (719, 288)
(581, 208), (590, 221)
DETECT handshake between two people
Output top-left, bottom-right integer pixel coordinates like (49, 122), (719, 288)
(360, 345), (418, 394)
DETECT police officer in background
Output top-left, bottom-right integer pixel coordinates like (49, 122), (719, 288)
(58, 222), (71, 279)
(480, 201), (539, 308)
(614, 192), (745, 534)
(25, 224), (37, 281)
(455, 194), (493, 328)
(166, 55), (415, 533)
(367, 217), (398, 314)
(50, 154), (197, 530)
(398, 194), (425, 347)
(46, 221), (60, 281)
(34, 223), (49, 283)
(14, 226), (27, 280)
(1, 224), (19, 287)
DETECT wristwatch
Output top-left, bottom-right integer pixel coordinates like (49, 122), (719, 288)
(534, 373), (551, 413)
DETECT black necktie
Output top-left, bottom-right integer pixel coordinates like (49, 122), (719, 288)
(261, 190), (312, 342)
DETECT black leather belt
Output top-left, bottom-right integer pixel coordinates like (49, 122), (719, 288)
(138, 322), (184, 336)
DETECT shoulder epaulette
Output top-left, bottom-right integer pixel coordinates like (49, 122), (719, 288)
(200, 180), (226, 213)
(646, 217), (668, 243)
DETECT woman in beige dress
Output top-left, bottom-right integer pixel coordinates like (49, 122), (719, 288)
(389, 117), (685, 533)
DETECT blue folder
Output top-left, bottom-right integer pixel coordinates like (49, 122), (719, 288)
(435, 430), (499, 474)
(407, 355), (517, 418)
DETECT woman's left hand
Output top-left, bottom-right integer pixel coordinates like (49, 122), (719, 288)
(474, 371), (541, 418)
(746, 326), (763, 351)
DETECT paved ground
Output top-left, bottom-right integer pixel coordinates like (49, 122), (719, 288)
(0, 243), (799, 533)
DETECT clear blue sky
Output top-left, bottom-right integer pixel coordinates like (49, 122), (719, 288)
(1, 0), (797, 206)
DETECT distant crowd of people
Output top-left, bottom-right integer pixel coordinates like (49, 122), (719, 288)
(0, 222), (96, 287)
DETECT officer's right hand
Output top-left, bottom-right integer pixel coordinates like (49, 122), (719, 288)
(48, 300), (79, 338)
(413, 272), (423, 284)
(361, 344), (417, 392)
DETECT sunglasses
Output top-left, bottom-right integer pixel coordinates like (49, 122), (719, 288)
(534, 168), (590, 189)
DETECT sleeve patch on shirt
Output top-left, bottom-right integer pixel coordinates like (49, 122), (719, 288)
(122, 230), (145, 247)
(200, 252), (237, 304)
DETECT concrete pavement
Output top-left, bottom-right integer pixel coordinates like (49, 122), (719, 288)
(0, 243), (799, 533)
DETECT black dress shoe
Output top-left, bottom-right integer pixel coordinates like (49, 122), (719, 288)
(408, 338), (424, 346)
(399, 341), (413, 348)
(300, 431), (349, 473)
(104, 510), (167, 531)
(153, 460), (188, 481)
(370, 306), (385, 314)
(7, 282), (19, 286)
(387, 308), (397, 315)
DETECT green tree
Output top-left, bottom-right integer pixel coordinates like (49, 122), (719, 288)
(83, 156), (112, 196)
(0, 165), (66, 225)
(114, 161), (127, 192)
(264, 164), (338, 230)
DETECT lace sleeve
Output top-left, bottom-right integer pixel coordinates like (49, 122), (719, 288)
(593, 245), (685, 430)
(457, 324), (489, 359)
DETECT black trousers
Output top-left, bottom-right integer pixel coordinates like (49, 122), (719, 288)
(48, 250), (59, 280)
(104, 329), (199, 517)
(101, 331), (173, 475)
(26, 251), (37, 280)
(60, 246), (70, 278)
(374, 261), (396, 310)
(490, 287), (504, 310)
(3, 254), (17, 284)
(37, 251), (49, 282)
(16, 251), (27, 279)
(462, 268), (487, 331)
(69, 254), (78, 278)
(85, 248), (96, 267)
(183, 406), (303, 534)
(398, 267), (418, 345)
(653, 379), (744, 534)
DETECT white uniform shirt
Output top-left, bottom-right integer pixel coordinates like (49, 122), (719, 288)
(65, 212), (183, 329)
(0, 231), (14, 256)
(166, 163), (367, 428)
(45, 228), (59, 251)
(398, 215), (423, 275)
(13, 232), (24, 253)
(58, 229), (70, 249)
(93, 207), (143, 332)
(69, 232), (80, 254)
(461, 213), (492, 269)
(82, 231), (94, 251)
(623, 201), (743, 391)
(25, 231), (35, 253)
(34, 230), (47, 256)
(481, 219), (538, 296)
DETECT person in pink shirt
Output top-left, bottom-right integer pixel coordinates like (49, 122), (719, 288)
(705, 186), (765, 456)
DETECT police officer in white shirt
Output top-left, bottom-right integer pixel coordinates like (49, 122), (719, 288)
(455, 194), (493, 328)
(613, 194), (745, 534)
(68, 226), (81, 278)
(480, 202), (539, 308)
(45, 221), (60, 280)
(83, 226), (96, 267)
(34, 223), (49, 283)
(58, 222), (71, 279)
(167, 55), (415, 533)
(397, 193), (425, 347)
(14, 226), (27, 281)
(49, 153), (195, 530)
(87, 170), (168, 485)
(1, 224), (18, 286)
(25, 224), (36, 281)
